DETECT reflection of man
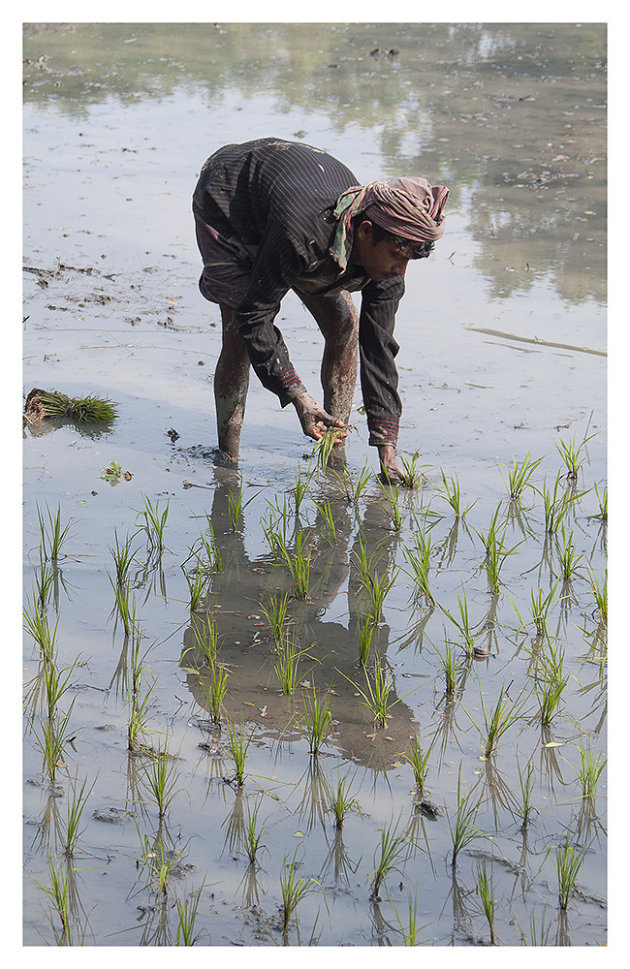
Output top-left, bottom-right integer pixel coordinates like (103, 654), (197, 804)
(180, 462), (417, 771)
(192, 137), (449, 482)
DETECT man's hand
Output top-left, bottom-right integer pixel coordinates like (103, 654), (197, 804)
(293, 392), (346, 441)
(377, 444), (407, 485)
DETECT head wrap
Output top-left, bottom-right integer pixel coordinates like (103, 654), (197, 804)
(331, 176), (449, 269)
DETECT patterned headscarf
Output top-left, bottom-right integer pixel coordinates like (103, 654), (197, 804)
(331, 176), (449, 269)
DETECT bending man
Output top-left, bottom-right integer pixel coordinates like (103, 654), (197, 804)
(192, 137), (449, 482)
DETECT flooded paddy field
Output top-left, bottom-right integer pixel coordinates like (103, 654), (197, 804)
(22, 22), (607, 946)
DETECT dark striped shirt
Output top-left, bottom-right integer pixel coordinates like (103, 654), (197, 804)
(192, 137), (404, 446)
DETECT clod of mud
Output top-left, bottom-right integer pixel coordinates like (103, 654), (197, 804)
(92, 807), (134, 824)
(24, 388), (50, 422)
(414, 798), (441, 820)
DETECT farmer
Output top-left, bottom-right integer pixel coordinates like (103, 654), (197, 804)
(192, 137), (449, 483)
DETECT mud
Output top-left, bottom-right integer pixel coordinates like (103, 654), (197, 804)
(22, 22), (606, 948)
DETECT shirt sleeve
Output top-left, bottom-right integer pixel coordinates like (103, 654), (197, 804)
(234, 220), (309, 407)
(358, 277), (405, 447)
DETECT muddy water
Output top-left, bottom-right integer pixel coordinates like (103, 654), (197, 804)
(23, 23), (606, 946)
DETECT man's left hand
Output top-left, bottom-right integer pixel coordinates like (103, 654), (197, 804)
(377, 444), (407, 485)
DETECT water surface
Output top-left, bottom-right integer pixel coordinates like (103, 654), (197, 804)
(23, 22), (606, 947)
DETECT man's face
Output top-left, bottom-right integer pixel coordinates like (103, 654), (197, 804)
(349, 221), (411, 282)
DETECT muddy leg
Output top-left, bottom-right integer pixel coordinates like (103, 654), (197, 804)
(214, 304), (250, 459)
(299, 291), (359, 425)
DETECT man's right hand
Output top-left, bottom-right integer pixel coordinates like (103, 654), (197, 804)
(292, 392), (345, 441)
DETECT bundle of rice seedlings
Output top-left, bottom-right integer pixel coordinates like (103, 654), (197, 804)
(25, 388), (117, 424)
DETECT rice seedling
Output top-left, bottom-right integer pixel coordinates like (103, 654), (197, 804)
(289, 530), (316, 600)
(240, 799), (266, 865)
(538, 473), (587, 534)
(330, 771), (362, 829)
(503, 451), (543, 502)
(377, 478), (403, 530)
(262, 496), (292, 560)
(110, 529), (138, 588)
(533, 642), (567, 726)
(402, 532), (434, 605)
(554, 832), (585, 909)
(184, 614), (220, 669)
(398, 894), (421, 945)
(448, 765), (481, 867)
(311, 426), (344, 469)
(62, 777), (95, 857)
(35, 708), (74, 784)
(175, 885), (204, 945)
(127, 674), (154, 752)
(556, 431), (595, 480)
(279, 855), (319, 943)
(34, 548), (55, 612)
(466, 683), (526, 758)
(576, 741), (606, 801)
(184, 561), (210, 612)
(291, 465), (313, 515)
(226, 719), (254, 787)
(314, 498), (338, 543)
(345, 655), (407, 729)
(199, 661), (230, 725)
(139, 496), (169, 553)
(299, 685), (333, 755)
(369, 820), (409, 899)
(23, 589), (58, 663)
(477, 508), (522, 593)
(42, 659), (76, 727)
(137, 829), (184, 898)
(475, 859), (496, 944)
(439, 592), (477, 658)
(592, 481), (608, 522)
(589, 571), (607, 629)
(399, 450), (427, 490)
(226, 481), (258, 532)
(356, 613), (377, 668)
(515, 907), (552, 946)
(37, 502), (72, 561)
(25, 388), (117, 424)
(273, 529), (316, 600)
(33, 851), (74, 945)
(260, 592), (290, 644)
(438, 469), (477, 519)
(335, 464), (372, 504)
(359, 566), (397, 625)
(516, 759), (536, 829)
(434, 637), (464, 697)
(528, 583), (558, 639)
(198, 517), (223, 572)
(110, 576), (136, 639)
(557, 526), (584, 582)
(353, 534), (377, 584)
(143, 743), (179, 818)
(273, 631), (305, 695)
(404, 736), (432, 796)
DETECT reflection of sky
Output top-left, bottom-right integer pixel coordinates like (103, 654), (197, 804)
(23, 21), (606, 309)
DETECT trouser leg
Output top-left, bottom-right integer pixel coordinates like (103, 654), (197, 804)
(299, 291), (359, 426)
(213, 304), (250, 459)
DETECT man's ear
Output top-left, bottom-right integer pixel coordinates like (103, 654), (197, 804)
(355, 219), (374, 242)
